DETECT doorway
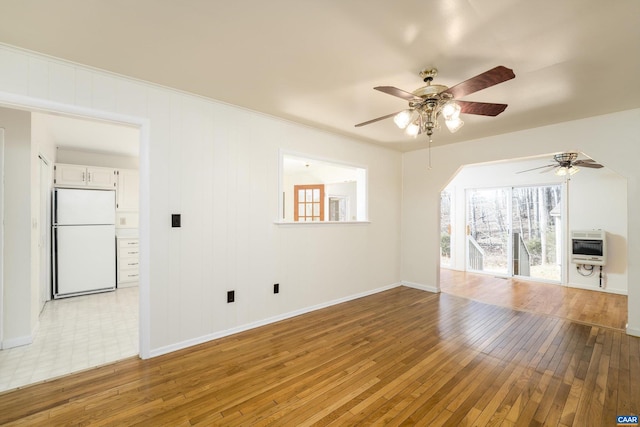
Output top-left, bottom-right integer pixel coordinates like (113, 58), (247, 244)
(0, 105), (144, 392)
(466, 184), (563, 281)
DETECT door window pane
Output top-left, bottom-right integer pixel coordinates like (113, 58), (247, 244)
(467, 188), (509, 275)
(512, 186), (562, 281)
(293, 184), (325, 222)
(440, 191), (452, 267)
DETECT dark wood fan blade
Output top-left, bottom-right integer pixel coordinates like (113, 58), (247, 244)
(355, 111), (401, 127)
(457, 100), (508, 117)
(441, 66), (515, 99)
(374, 86), (423, 102)
(516, 164), (556, 174)
(575, 162), (604, 169)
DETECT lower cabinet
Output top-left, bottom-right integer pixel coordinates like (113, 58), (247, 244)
(117, 237), (139, 287)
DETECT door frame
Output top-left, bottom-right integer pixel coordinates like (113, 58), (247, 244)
(0, 128), (4, 348)
(38, 153), (52, 310)
(0, 91), (151, 358)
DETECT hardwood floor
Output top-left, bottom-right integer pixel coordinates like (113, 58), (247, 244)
(440, 269), (629, 331)
(0, 279), (638, 425)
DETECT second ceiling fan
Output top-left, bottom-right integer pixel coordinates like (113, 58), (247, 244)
(355, 66), (515, 142)
(517, 153), (604, 176)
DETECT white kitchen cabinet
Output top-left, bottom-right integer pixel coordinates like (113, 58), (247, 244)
(116, 169), (139, 212)
(117, 237), (139, 287)
(54, 163), (116, 189)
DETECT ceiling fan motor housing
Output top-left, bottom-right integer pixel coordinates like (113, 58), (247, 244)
(554, 152), (578, 167)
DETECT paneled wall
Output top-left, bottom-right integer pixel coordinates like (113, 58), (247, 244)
(0, 45), (402, 356)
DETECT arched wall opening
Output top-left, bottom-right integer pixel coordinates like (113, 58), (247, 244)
(439, 152), (627, 293)
(401, 109), (640, 336)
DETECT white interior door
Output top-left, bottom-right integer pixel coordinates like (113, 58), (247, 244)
(39, 155), (51, 311)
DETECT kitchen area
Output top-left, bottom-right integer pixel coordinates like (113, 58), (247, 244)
(53, 163), (140, 298)
(0, 109), (141, 392)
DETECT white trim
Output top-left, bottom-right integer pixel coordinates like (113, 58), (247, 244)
(626, 326), (640, 337)
(401, 281), (440, 293)
(278, 149), (369, 223)
(2, 334), (32, 349)
(150, 282), (402, 358)
(274, 221), (371, 226)
(0, 90), (151, 359)
(0, 129), (3, 349)
(565, 282), (627, 296)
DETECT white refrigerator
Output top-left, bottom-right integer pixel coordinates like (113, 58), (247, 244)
(53, 188), (116, 298)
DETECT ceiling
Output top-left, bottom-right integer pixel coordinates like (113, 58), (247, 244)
(34, 112), (140, 157)
(1, 0), (639, 152)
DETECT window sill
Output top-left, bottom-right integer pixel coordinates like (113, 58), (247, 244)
(274, 220), (371, 226)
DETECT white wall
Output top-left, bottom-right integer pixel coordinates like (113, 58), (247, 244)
(565, 168), (627, 293)
(0, 44), (402, 356)
(443, 157), (628, 294)
(402, 108), (640, 336)
(0, 106), (32, 347)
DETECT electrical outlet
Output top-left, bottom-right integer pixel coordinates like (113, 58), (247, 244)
(273, 283), (280, 294)
(227, 290), (235, 303)
(171, 214), (181, 228)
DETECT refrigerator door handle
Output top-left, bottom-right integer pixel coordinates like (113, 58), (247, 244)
(53, 225), (58, 296)
(53, 189), (59, 225)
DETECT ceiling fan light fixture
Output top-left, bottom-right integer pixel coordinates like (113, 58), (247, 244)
(355, 66), (515, 145)
(405, 121), (420, 138)
(393, 109), (413, 129)
(445, 117), (464, 133)
(441, 101), (461, 121)
(555, 166), (579, 176)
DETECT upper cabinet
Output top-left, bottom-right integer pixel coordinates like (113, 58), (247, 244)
(54, 163), (139, 213)
(54, 163), (116, 189)
(116, 169), (139, 212)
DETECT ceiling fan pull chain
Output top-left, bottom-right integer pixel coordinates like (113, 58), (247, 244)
(428, 137), (433, 170)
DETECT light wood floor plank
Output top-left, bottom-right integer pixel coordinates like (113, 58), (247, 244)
(0, 274), (637, 426)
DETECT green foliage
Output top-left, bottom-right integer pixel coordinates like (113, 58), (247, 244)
(441, 233), (451, 257)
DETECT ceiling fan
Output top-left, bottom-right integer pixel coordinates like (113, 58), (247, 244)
(355, 66), (515, 142)
(517, 152), (604, 176)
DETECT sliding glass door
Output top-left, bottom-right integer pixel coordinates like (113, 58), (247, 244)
(467, 188), (510, 275)
(467, 185), (562, 282)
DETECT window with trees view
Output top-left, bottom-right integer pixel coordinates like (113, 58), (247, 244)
(466, 185), (562, 281)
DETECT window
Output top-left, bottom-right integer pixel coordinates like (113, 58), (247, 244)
(440, 190), (452, 267)
(280, 152), (367, 222)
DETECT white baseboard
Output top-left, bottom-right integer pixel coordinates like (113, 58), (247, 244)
(627, 325), (640, 337)
(401, 281), (439, 293)
(2, 334), (33, 349)
(149, 282), (402, 358)
(566, 282), (627, 295)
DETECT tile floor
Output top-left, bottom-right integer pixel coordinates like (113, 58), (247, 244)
(0, 287), (138, 393)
